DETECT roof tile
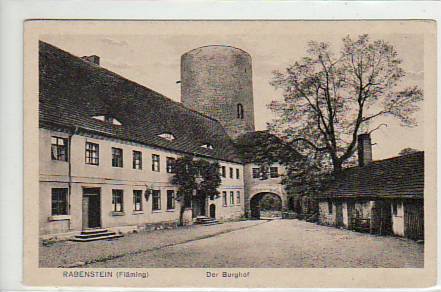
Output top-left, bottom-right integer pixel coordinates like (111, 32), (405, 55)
(320, 151), (424, 199)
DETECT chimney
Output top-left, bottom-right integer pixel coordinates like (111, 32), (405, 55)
(81, 55), (100, 65)
(358, 133), (372, 167)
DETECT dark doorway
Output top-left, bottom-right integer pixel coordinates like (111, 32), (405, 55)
(347, 201), (355, 229)
(82, 188), (101, 229)
(371, 200), (392, 235)
(209, 204), (216, 219)
(192, 194), (207, 218)
(250, 198), (260, 219)
(288, 197), (294, 211)
(200, 197), (206, 216)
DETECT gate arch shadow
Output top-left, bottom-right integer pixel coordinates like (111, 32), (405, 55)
(250, 192), (283, 219)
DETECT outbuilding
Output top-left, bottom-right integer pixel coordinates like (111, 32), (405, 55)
(316, 134), (424, 240)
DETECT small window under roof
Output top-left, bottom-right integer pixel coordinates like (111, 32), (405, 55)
(158, 133), (175, 141)
(92, 115), (122, 126)
(201, 143), (214, 150)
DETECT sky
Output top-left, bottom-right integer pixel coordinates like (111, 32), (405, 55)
(41, 21), (425, 160)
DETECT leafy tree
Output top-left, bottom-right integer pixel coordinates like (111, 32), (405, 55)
(194, 160), (222, 200)
(398, 147), (419, 156)
(171, 156), (221, 225)
(171, 156), (197, 226)
(269, 34), (423, 176)
(234, 131), (295, 166)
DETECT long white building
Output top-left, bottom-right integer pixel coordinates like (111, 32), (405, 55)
(39, 41), (288, 239)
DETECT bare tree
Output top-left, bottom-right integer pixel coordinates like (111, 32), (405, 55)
(269, 34), (423, 175)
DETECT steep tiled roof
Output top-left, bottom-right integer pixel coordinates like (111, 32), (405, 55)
(318, 151), (424, 199)
(39, 41), (241, 163)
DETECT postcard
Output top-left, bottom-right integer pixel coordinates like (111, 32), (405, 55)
(23, 20), (437, 288)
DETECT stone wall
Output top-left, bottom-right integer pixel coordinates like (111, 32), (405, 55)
(318, 201), (336, 225)
(181, 46), (255, 139)
(391, 201), (405, 236)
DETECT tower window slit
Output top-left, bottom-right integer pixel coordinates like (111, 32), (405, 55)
(237, 103), (244, 119)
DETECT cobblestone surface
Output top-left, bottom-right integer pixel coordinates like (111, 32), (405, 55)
(85, 219), (424, 268)
(39, 220), (264, 267)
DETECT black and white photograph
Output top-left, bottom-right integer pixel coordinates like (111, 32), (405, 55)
(21, 20), (437, 288)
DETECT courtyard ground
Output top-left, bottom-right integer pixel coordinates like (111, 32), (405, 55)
(39, 220), (264, 268)
(40, 219), (424, 268)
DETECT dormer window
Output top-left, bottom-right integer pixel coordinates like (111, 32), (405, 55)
(158, 133), (175, 141)
(201, 143), (214, 150)
(92, 115), (122, 126)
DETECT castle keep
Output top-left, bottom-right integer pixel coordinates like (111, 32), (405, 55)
(181, 46), (255, 138)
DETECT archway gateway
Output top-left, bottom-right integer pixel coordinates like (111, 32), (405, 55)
(250, 192), (283, 219)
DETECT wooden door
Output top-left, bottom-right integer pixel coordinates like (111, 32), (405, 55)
(82, 188), (101, 229)
(209, 204), (216, 218)
(379, 201), (392, 235)
(335, 202), (344, 227)
(404, 201), (424, 240)
(347, 201), (355, 229)
(200, 197), (206, 216)
(88, 195), (101, 228)
(371, 200), (392, 235)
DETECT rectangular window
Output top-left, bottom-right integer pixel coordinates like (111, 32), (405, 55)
(152, 154), (160, 172)
(85, 142), (99, 165)
(152, 190), (161, 211)
(167, 190), (175, 210)
(252, 168), (259, 179)
(133, 151), (142, 170)
(392, 202), (398, 216)
(221, 166), (226, 178)
(328, 201), (333, 214)
(112, 189), (124, 212)
(230, 191), (235, 205)
(133, 190), (142, 211)
(166, 157), (176, 173)
(229, 167), (234, 179)
(222, 191), (227, 206)
(236, 168), (240, 179)
(112, 147), (123, 167)
(270, 167), (279, 178)
(236, 191), (241, 204)
(51, 136), (68, 161)
(51, 188), (68, 215)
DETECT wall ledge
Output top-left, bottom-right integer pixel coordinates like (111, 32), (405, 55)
(48, 215), (71, 221)
(132, 211), (144, 215)
(111, 211), (126, 216)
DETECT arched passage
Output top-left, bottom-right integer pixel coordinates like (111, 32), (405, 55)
(250, 192), (283, 219)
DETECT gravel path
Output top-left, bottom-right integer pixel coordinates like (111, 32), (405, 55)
(85, 219), (424, 268)
(39, 220), (265, 267)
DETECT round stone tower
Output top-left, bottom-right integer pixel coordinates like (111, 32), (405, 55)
(181, 45), (255, 139)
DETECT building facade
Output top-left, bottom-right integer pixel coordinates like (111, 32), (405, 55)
(39, 41), (289, 239)
(40, 127), (245, 236)
(316, 134), (424, 240)
(243, 162), (287, 217)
